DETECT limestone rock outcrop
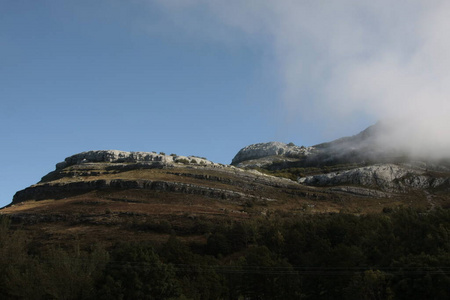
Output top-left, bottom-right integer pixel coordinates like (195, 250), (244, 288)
(11, 149), (304, 205)
(12, 179), (276, 204)
(298, 164), (449, 192)
(231, 122), (450, 194)
(231, 142), (315, 166)
(56, 150), (214, 169)
(231, 122), (407, 168)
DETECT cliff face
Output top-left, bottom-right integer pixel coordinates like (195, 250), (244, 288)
(231, 122), (450, 194)
(298, 164), (450, 192)
(231, 142), (316, 166)
(11, 151), (300, 207)
(231, 122), (397, 168)
(56, 150), (213, 169)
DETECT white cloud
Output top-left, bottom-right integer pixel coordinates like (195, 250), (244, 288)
(149, 0), (450, 158)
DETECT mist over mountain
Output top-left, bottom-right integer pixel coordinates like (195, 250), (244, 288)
(233, 121), (450, 169)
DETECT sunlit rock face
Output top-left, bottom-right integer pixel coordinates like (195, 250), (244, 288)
(56, 150), (214, 169)
(231, 142), (315, 166)
(12, 149), (297, 205)
(232, 121), (450, 168)
(56, 150), (172, 169)
(230, 124), (388, 167)
(298, 164), (449, 192)
(232, 122), (450, 193)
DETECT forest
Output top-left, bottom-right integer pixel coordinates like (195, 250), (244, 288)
(1, 207), (450, 299)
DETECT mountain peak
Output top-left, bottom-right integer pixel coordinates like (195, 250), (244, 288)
(232, 122), (426, 168)
(55, 150), (216, 170)
(231, 142), (314, 166)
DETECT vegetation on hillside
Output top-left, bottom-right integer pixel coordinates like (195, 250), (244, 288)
(254, 163), (363, 181)
(1, 207), (450, 299)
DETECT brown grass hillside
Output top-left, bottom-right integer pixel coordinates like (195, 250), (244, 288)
(0, 160), (436, 248)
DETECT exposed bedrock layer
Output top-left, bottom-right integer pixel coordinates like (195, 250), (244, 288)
(12, 179), (276, 205)
(299, 164), (449, 192)
(231, 142), (315, 165)
(56, 150), (214, 169)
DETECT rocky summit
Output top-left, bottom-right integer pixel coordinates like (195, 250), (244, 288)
(231, 142), (315, 166)
(231, 122), (401, 168)
(56, 150), (215, 169)
(231, 122), (450, 195)
(2, 122), (450, 244)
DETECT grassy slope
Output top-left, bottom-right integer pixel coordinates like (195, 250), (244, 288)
(0, 162), (436, 248)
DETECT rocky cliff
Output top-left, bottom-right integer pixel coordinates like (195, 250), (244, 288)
(5, 122), (450, 218)
(298, 163), (450, 192)
(56, 150), (214, 169)
(231, 122), (450, 194)
(231, 122), (401, 168)
(11, 150), (301, 206)
(231, 142), (315, 166)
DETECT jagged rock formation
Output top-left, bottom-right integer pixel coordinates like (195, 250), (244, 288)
(231, 142), (315, 166)
(11, 150), (301, 206)
(56, 150), (214, 169)
(13, 179), (277, 204)
(232, 122), (450, 195)
(298, 164), (449, 192)
(231, 122), (416, 169)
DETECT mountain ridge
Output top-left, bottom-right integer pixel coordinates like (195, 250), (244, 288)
(232, 122), (406, 168)
(4, 122), (450, 214)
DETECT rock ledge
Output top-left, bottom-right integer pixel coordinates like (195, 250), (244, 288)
(56, 150), (214, 169)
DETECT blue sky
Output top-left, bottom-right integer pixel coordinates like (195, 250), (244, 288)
(0, 1), (309, 206)
(2, 1), (449, 207)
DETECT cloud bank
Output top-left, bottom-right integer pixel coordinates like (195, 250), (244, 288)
(151, 0), (450, 159)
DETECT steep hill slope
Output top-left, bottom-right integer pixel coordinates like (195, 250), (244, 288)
(232, 122), (406, 168)
(0, 150), (337, 246)
(233, 122), (450, 193)
(2, 124), (450, 246)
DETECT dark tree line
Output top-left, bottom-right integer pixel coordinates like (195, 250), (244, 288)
(1, 207), (450, 299)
